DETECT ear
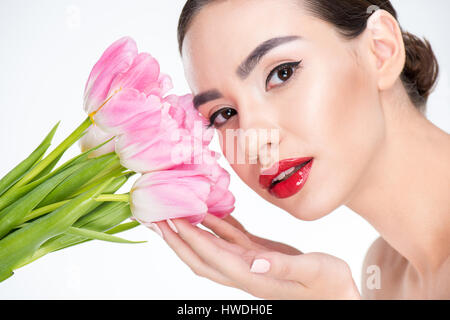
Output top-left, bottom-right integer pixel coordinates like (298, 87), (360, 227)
(365, 9), (406, 91)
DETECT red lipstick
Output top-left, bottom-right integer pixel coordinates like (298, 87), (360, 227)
(259, 157), (313, 199)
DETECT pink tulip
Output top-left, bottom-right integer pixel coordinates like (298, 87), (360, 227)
(108, 52), (163, 97)
(130, 151), (235, 225)
(206, 174), (236, 218)
(197, 151), (236, 218)
(130, 170), (212, 225)
(93, 89), (213, 173)
(174, 147), (236, 219)
(79, 124), (116, 158)
(80, 36), (235, 226)
(150, 73), (173, 97)
(84, 36), (173, 118)
(93, 89), (163, 136)
(163, 93), (214, 146)
(83, 36), (138, 115)
(112, 103), (195, 173)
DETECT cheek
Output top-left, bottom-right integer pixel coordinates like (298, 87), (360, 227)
(282, 56), (385, 219)
(283, 56), (384, 157)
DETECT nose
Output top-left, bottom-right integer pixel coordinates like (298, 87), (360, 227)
(235, 100), (281, 168)
(236, 129), (280, 167)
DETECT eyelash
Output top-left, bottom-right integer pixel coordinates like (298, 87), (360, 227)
(206, 60), (303, 129)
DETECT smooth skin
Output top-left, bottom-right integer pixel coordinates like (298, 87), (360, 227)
(153, 0), (450, 299)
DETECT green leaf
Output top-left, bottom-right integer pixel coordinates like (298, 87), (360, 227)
(36, 137), (116, 183)
(0, 177), (113, 282)
(0, 137), (118, 213)
(0, 163), (84, 239)
(15, 204), (140, 269)
(30, 153), (64, 182)
(19, 172), (131, 225)
(11, 117), (91, 190)
(75, 157), (124, 190)
(0, 122), (59, 197)
(71, 170), (133, 198)
(65, 226), (145, 244)
(19, 200), (70, 225)
(37, 153), (119, 208)
(105, 220), (140, 234)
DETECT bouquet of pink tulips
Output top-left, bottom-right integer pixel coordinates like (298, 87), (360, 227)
(0, 37), (235, 282)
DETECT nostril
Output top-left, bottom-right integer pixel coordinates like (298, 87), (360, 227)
(248, 154), (259, 164)
(259, 143), (279, 167)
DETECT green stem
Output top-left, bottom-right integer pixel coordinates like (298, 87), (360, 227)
(95, 194), (130, 202)
(12, 117), (92, 189)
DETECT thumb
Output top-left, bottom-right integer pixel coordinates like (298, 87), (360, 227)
(249, 251), (321, 286)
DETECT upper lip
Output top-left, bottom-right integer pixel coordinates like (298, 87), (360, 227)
(259, 157), (313, 190)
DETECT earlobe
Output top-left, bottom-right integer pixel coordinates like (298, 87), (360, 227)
(366, 10), (405, 91)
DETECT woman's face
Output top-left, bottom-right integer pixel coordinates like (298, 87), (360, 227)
(181, 0), (386, 221)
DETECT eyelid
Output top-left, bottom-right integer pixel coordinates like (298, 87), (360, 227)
(207, 103), (233, 119)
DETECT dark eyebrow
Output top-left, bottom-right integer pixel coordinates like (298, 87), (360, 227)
(236, 35), (301, 79)
(192, 35), (301, 109)
(193, 89), (223, 109)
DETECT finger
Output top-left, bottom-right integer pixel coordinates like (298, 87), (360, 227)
(248, 236), (303, 256)
(170, 218), (297, 299)
(177, 218), (252, 260)
(171, 218), (260, 279)
(201, 214), (265, 251)
(249, 251), (321, 286)
(223, 215), (302, 255)
(154, 220), (236, 288)
(222, 214), (248, 233)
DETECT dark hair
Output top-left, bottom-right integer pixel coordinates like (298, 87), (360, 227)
(177, 0), (439, 113)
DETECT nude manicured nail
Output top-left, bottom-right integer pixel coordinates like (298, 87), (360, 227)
(167, 219), (178, 233)
(250, 259), (271, 273)
(148, 223), (163, 239)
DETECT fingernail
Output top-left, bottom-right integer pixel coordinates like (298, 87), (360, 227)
(148, 223), (164, 239)
(167, 219), (178, 233)
(250, 259), (270, 273)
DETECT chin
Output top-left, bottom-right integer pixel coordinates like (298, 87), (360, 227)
(287, 194), (339, 221)
(276, 170), (352, 222)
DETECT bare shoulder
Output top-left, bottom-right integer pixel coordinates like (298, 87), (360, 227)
(361, 237), (407, 299)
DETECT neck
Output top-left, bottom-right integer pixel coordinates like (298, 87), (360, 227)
(346, 82), (450, 276)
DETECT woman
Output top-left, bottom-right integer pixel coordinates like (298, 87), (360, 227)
(152, 0), (450, 299)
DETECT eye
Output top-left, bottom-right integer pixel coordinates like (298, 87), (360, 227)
(265, 60), (302, 91)
(207, 107), (237, 129)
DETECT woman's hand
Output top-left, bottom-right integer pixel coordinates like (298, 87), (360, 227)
(153, 214), (361, 300)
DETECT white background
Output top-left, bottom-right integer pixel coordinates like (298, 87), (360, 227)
(0, 0), (448, 299)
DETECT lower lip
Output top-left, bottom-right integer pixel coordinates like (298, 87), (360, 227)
(269, 159), (313, 199)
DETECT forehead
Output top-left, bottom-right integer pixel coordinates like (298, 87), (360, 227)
(181, 0), (309, 92)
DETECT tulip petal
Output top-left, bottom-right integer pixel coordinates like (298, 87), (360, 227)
(149, 73), (173, 97)
(94, 89), (162, 135)
(115, 121), (195, 173)
(208, 190), (236, 219)
(163, 94), (213, 146)
(205, 170), (231, 207)
(79, 124), (116, 158)
(130, 171), (211, 224)
(109, 52), (161, 97)
(84, 36), (138, 114)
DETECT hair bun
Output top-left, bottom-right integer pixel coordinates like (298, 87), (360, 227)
(401, 31), (439, 109)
